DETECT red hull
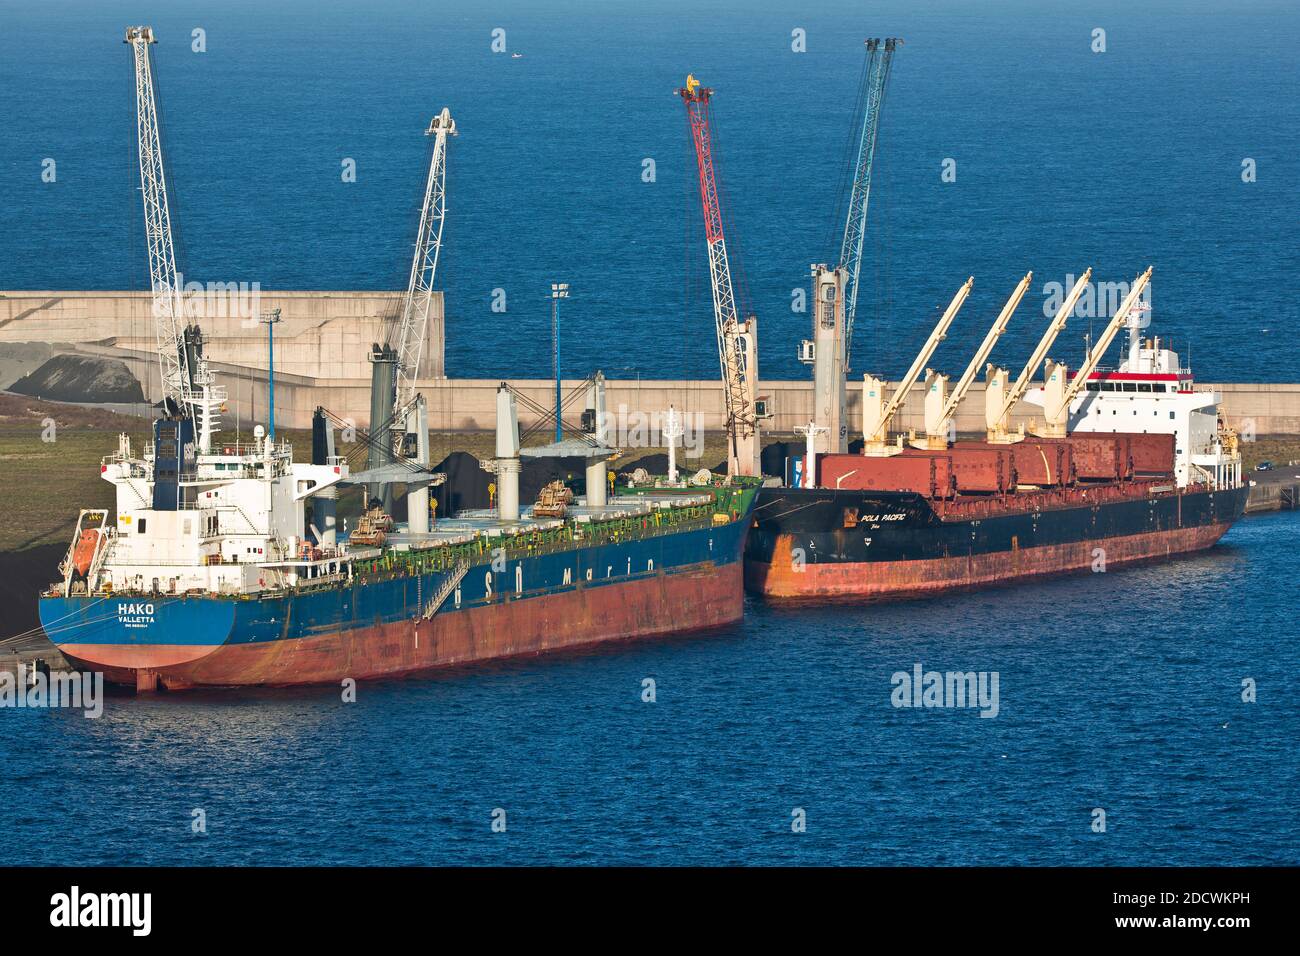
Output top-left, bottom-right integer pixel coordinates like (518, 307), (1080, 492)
(63, 563), (743, 690)
(745, 521), (1234, 602)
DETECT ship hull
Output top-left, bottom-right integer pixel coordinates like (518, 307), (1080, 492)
(745, 483), (1248, 602)
(42, 514), (749, 689)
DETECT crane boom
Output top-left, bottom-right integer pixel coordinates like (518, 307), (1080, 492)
(840, 37), (899, 372)
(862, 278), (972, 455)
(394, 108), (455, 416)
(984, 268), (1091, 442)
(678, 75), (760, 476)
(125, 26), (191, 419)
(1034, 268), (1153, 437)
(916, 273), (1030, 448)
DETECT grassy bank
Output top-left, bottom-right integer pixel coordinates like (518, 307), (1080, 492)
(0, 395), (759, 554)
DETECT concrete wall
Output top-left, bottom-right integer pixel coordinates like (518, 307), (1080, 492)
(0, 290), (445, 380)
(4, 290), (1297, 436)
(65, 340), (1300, 438)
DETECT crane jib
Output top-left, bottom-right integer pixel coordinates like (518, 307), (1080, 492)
(839, 38), (899, 371)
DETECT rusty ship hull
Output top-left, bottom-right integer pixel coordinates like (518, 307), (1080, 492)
(42, 497), (754, 691)
(745, 478), (1247, 603)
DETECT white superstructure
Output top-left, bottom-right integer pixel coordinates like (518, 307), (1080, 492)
(72, 419), (353, 598)
(1024, 303), (1242, 490)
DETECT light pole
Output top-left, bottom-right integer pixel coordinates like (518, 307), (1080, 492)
(260, 308), (282, 441)
(550, 283), (569, 443)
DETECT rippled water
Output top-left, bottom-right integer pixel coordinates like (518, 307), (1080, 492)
(1, 0), (1297, 381)
(3, 511), (1295, 866)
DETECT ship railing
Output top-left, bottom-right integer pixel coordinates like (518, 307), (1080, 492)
(101, 456), (150, 477)
(347, 506), (732, 584)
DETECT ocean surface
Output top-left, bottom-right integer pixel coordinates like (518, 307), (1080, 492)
(2, 510), (1297, 866)
(0, 0), (1297, 382)
(0, 0), (1297, 867)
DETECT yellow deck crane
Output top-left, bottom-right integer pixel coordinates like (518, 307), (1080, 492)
(912, 272), (1031, 450)
(1030, 267), (1154, 438)
(861, 278), (973, 457)
(984, 269), (1091, 443)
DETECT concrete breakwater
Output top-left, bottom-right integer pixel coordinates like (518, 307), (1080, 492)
(3, 290), (1299, 434)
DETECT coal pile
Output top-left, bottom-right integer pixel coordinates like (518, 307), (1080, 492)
(9, 355), (144, 404)
(618, 453), (670, 476)
(761, 441), (798, 477)
(432, 451), (631, 516)
(431, 451), (494, 515)
(0, 543), (62, 640)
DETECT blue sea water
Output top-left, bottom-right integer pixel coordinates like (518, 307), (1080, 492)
(0, 0), (1296, 382)
(2, 510), (1297, 866)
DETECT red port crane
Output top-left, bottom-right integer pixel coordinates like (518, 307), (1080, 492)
(677, 75), (761, 477)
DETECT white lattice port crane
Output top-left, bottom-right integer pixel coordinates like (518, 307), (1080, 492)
(125, 26), (189, 417)
(125, 26), (224, 456)
(394, 108), (456, 418)
(677, 75), (762, 477)
(365, 109), (455, 527)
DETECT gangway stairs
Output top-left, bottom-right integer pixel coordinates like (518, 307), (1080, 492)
(422, 558), (471, 619)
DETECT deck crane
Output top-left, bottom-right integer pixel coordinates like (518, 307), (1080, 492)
(861, 278), (973, 457)
(678, 75), (761, 477)
(803, 37), (899, 455)
(366, 109), (455, 524)
(985, 269), (1091, 444)
(1031, 267), (1153, 438)
(913, 272), (1031, 450)
(125, 26), (226, 512)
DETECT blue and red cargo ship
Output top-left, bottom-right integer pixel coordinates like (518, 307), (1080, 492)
(39, 406), (759, 690)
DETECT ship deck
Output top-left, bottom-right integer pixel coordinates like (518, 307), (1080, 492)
(380, 491), (715, 551)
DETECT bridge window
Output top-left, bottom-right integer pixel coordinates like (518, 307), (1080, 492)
(1138, 383), (1152, 392)
(1101, 382), (1116, 392)
(1086, 382), (1100, 392)
(1122, 382), (1137, 392)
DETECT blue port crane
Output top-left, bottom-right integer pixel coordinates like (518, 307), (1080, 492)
(802, 38), (899, 457)
(840, 36), (899, 373)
